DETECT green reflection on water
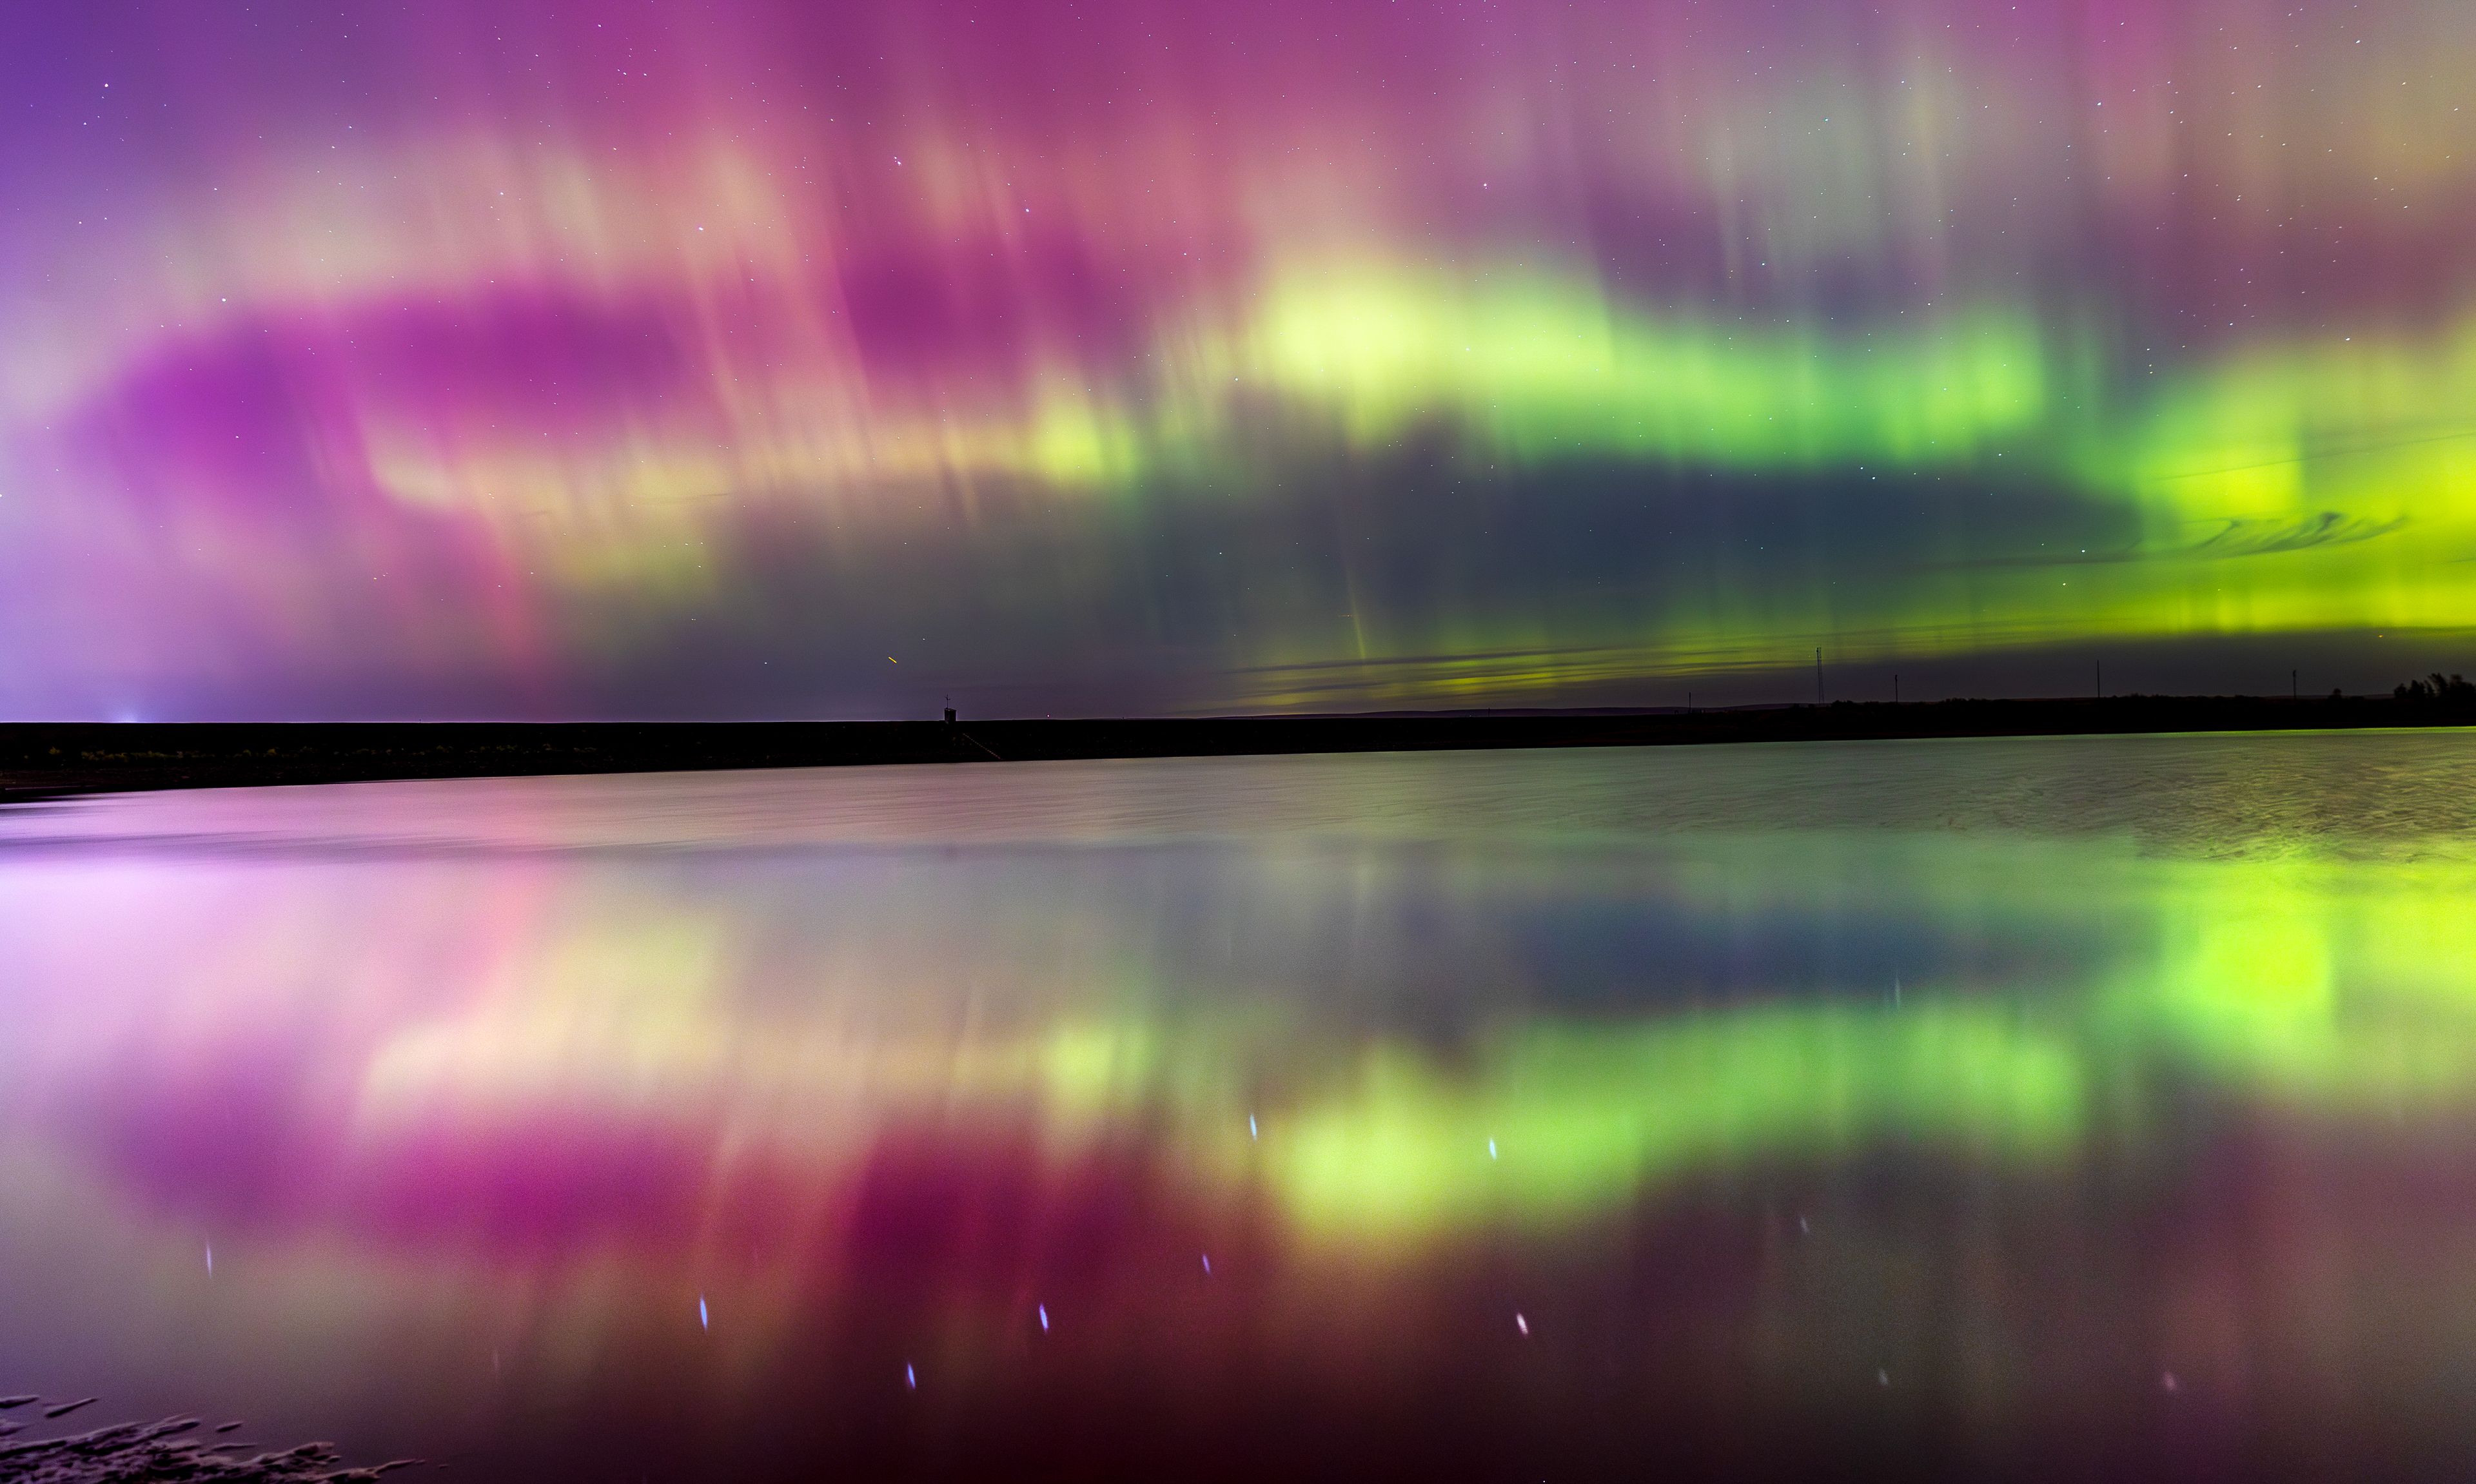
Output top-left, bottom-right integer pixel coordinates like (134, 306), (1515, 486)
(1274, 1007), (2085, 1241)
(1209, 840), (2476, 1245)
(2107, 854), (2476, 1108)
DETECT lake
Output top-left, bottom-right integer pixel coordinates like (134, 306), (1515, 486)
(5, 732), (2476, 1480)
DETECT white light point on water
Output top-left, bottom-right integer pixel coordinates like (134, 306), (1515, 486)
(204, 1242), (213, 1276)
(1515, 1313), (1529, 1336)
(1488, 1139), (1498, 1160)
(905, 1363), (918, 1390)
(1038, 1305), (1049, 1331)
(1248, 1114), (1257, 1140)
(698, 1295), (709, 1331)
(1201, 1253), (1212, 1274)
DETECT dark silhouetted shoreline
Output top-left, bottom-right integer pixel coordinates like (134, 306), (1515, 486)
(3, 693), (2471, 800)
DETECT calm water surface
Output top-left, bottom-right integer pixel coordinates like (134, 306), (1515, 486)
(5, 732), (2476, 1479)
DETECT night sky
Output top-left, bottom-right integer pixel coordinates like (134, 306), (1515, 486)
(3, 0), (2473, 719)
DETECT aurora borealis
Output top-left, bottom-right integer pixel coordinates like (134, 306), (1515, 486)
(12, 735), (2476, 1477)
(5, 0), (2474, 719)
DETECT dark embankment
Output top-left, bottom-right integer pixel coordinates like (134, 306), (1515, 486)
(2, 693), (2471, 800)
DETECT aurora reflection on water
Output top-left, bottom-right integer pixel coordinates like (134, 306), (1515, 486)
(6, 733), (2476, 1478)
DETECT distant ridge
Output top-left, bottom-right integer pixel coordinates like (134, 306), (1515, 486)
(3, 693), (2471, 801)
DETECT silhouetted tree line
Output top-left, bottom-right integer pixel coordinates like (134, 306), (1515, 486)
(2395, 672), (2476, 707)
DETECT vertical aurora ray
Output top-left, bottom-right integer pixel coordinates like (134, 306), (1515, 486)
(3, 0), (2474, 716)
